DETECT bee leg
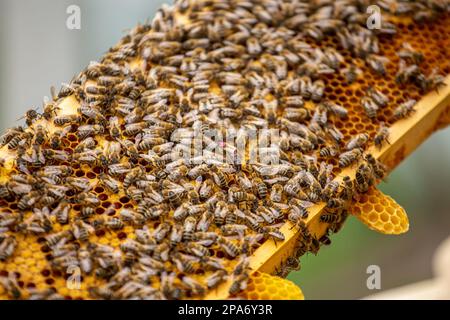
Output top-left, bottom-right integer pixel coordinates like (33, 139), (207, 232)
(272, 239), (278, 247)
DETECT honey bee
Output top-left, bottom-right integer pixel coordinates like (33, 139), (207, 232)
(182, 216), (197, 242)
(365, 154), (387, 180)
(79, 103), (107, 125)
(72, 220), (93, 241)
(253, 177), (268, 199)
(138, 136), (167, 151)
(184, 241), (210, 258)
(6, 132), (27, 150)
(0, 183), (10, 199)
(395, 60), (421, 86)
(289, 198), (313, 220)
(54, 114), (81, 126)
(340, 176), (354, 201)
(282, 257), (301, 276)
(322, 48), (344, 70)
(98, 174), (120, 194)
(282, 107), (309, 122)
(397, 42), (423, 64)
(282, 176), (302, 198)
(0, 126), (24, 147)
(368, 87), (389, 108)
(20, 108), (41, 126)
(120, 139), (139, 162)
(42, 164), (73, 177)
(217, 236), (240, 258)
(161, 272), (183, 300)
(50, 126), (72, 150)
(28, 288), (64, 300)
(221, 224), (248, 237)
(51, 201), (70, 224)
(341, 64), (362, 84)
(17, 191), (41, 210)
(42, 99), (60, 120)
(167, 165), (188, 183)
(339, 148), (363, 168)
(229, 272), (249, 295)
(173, 202), (189, 221)
(163, 186), (186, 207)
(0, 236), (17, 261)
(193, 231), (218, 247)
(66, 176), (92, 192)
(103, 141), (122, 164)
(374, 122), (390, 149)
(327, 198), (346, 209)
(185, 188), (199, 204)
(323, 101), (348, 119)
(109, 163), (132, 177)
(0, 212), (21, 229)
(211, 166), (231, 189)
(355, 163), (374, 193)
(320, 212), (338, 223)
(281, 95), (305, 109)
(123, 121), (145, 137)
(45, 230), (73, 247)
(78, 248), (93, 274)
(321, 181), (339, 201)
(320, 145), (339, 158)
(88, 286), (114, 300)
(31, 124), (49, 145)
(325, 125), (344, 144)
(0, 274), (21, 299)
(120, 208), (146, 226)
(270, 184), (283, 203)
(420, 68), (446, 93)
(213, 201), (228, 226)
(361, 96), (379, 119)
(199, 178), (214, 199)
(75, 191), (101, 207)
(182, 275), (205, 296)
(154, 242), (171, 262)
(206, 270), (228, 289)
(290, 134), (315, 153)
(393, 99), (417, 120)
(346, 133), (369, 151)
(108, 116), (121, 139)
(310, 79), (325, 102)
(319, 234), (332, 245)
(262, 226), (285, 242)
(77, 124), (105, 139)
(366, 54), (389, 76)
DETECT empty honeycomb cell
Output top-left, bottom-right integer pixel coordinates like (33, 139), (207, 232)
(391, 215), (399, 225)
(239, 272), (304, 300)
(350, 187), (409, 235)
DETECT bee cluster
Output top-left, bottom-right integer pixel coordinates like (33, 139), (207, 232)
(0, 0), (449, 300)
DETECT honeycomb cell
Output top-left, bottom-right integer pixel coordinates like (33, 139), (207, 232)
(350, 187), (409, 235)
(238, 272), (304, 300)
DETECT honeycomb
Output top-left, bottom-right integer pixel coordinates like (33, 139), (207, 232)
(0, 0), (449, 300)
(350, 187), (409, 235)
(321, 16), (450, 149)
(237, 271), (304, 300)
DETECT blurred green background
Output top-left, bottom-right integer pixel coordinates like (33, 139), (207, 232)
(0, 0), (449, 299)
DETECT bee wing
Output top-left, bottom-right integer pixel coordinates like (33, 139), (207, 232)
(300, 200), (315, 208)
